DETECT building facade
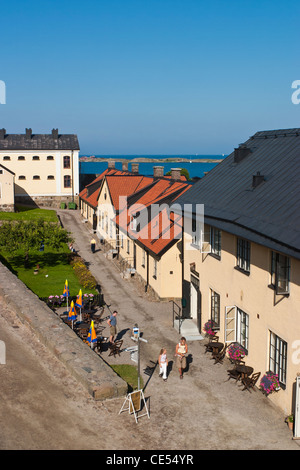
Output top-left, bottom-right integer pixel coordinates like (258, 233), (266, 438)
(175, 128), (300, 414)
(0, 128), (80, 208)
(0, 164), (15, 212)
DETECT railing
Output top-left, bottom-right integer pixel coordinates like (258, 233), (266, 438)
(170, 300), (183, 334)
(120, 257), (135, 273)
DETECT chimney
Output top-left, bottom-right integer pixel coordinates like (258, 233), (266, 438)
(25, 128), (32, 139)
(122, 161), (128, 172)
(234, 144), (251, 163)
(252, 171), (264, 188)
(171, 168), (181, 181)
(52, 128), (58, 139)
(0, 128), (6, 139)
(131, 163), (139, 174)
(153, 166), (164, 178)
(108, 160), (115, 169)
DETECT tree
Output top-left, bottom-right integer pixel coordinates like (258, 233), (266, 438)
(0, 219), (70, 266)
(165, 168), (190, 180)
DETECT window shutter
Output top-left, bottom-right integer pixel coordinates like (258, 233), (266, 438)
(225, 306), (237, 343)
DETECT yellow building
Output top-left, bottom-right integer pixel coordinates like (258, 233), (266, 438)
(0, 164), (15, 212)
(0, 128), (80, 208)
(175, 128), (300, 415)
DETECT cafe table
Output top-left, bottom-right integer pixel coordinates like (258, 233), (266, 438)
(210, 342), (224, 355)
(235, 364), (254, 380)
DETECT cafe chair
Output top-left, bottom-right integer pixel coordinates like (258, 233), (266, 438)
(226, 359), (245, 382)
(204, 334), (220, 354)
(212, 343), (229, 364)
(240, 372), (261, 392)
(108, 340), (123, 357)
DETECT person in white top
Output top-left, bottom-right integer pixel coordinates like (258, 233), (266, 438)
(175, 337), (188, 379)
(158, 348), (168, 382)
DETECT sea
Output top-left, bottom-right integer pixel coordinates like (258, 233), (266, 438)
(79, 155), (226, 180)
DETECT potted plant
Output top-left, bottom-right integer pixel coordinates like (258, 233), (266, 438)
(286, 415), (294, 431)
(203, 320), (218, 337)
(260, 372), (280, 396)
(227, 343), (246, 362)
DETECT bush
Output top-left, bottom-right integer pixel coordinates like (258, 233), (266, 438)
(71, 255), (97, 290)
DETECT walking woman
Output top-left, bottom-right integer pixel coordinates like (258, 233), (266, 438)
(175, 337), (188, 379)
(158, 348), (168, 382)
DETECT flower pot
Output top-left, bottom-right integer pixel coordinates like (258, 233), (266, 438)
(288, 421), (294, 431)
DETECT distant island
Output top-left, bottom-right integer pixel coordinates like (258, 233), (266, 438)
(79, 156), (224, 163)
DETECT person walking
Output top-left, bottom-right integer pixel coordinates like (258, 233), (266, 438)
(90, 237), (96, 253)
(175, 337), (188, 379)
(158, 348), (168, 382)
(107, 310), (117, 343)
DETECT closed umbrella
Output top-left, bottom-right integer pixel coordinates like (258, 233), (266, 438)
(87, 320), (97, 348)
(75, 289), (83, 322)
(62, 279), (70, 311)
(68, 300), (77, 329)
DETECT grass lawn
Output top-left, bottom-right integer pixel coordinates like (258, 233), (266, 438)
(0, 205), (58, 222)
(0, 246), (98, 298)
(111, 364), (143, 392)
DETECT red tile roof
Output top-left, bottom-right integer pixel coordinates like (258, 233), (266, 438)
(116, 180), (191, 255)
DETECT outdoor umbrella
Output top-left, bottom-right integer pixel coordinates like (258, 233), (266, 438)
(87, 320), (97, 348)
(68, 300), (77, 329)
(75, 289), (83, 322)
(62, 279), (70, 310)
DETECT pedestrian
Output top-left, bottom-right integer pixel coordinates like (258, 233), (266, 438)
(90, 237), (96, 253)
(175, 337), (188, 379)
(107, 310), (117, 343)
(158, 348), (168, 382)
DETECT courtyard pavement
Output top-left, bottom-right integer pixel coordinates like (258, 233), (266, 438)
(53, 208), (300, 450)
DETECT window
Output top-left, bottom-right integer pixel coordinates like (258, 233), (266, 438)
(47, 156), (54, 160)
(271, 251), (290, 295)
(63, 156), (70, 169)
(121, 234), (124, 249)
(191, 218), (211, 253)
(3, 156), (10, 160)
(18, 156), (25, 160)
(210, 290), (220, 328)
(33, 175), (40, 180)
(32, 156), (40, 160)
(153, 259), (157, 279)
(269, 331), (287, 387)
(236, 308), (249, 350)
(225, 306), (249, 351)
(127, 239), (130, 254)
(237, 238), (250, 272)
(47, 175), (55, 180)
(64, 175), (71, 188)
(18, 175), (26, 180)
(210, 227), (221, 257)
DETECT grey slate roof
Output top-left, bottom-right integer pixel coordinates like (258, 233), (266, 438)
(175, 128), (300, 259)
(0, 128), (80, 150)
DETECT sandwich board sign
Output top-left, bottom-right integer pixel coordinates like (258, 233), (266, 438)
(119, 389), (150, 423)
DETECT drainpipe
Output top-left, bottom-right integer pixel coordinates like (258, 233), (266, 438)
(145, 250), (149, 292)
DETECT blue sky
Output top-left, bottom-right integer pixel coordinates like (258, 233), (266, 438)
(0, 0), (299, 154)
